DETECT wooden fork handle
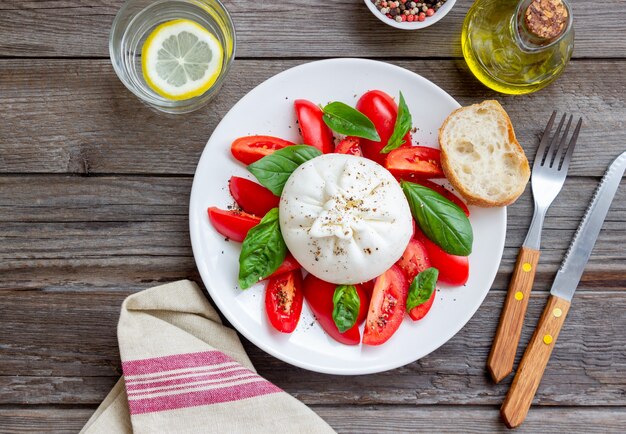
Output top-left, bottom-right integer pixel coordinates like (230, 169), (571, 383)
(487, 247), (541, 383)
(500, 295), (571, 428)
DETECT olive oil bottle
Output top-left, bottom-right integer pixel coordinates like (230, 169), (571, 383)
(462, 0), (574, 95)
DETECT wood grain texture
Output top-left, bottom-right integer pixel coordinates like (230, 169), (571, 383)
(1, 290), (624, 406)
(488, 247), (541, 383)
(501, 295), (572, 428)
(1, 59), (625, 176)
(0, 0), (625, 58)
(1, 176), (624, 292)
(1, 405), (626, 433)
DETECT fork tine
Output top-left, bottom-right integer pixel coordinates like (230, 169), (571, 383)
(551, 115), (573, 168)
(559, 117), (582, 172)
(543, 113), (567, 166)
(533, 111), (557, 170)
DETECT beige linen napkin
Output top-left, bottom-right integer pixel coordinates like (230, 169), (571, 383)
(81, 280), (335, 434)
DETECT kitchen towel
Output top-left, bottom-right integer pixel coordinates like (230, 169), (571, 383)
(80, 280), (335, 434)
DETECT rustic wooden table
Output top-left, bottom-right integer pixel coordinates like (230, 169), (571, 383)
(1, 0), (625, 432)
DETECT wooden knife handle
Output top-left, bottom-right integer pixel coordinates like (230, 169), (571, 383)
(500, 295), (571, 428)
(487, 247), (541, 383)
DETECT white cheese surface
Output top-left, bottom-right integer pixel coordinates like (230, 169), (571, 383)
(279, 154), (412, 284)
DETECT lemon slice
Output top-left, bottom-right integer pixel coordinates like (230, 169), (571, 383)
(142, 19), (223, 101)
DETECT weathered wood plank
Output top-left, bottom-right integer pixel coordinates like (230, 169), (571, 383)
(0, 59), (625, 176)
(1, 290), (624, 405)
(1, 405), (626, 433)
(0, 0), (624, 58)
(1, 176), (624, 291)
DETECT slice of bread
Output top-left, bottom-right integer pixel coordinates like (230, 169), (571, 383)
(439, 100), (530, 207)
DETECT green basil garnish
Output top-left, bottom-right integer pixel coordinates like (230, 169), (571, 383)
(381, 91), (412, 154)
(401, 181), (473, 256)
(248, 145), (322, 196)
(322, 102), (380, 141)
(238, 208), (287, 289)
(332, 285), (360, 333)
(406, 268), (438, 312)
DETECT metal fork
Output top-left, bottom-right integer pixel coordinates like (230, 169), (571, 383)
(487, 112), (582, 383)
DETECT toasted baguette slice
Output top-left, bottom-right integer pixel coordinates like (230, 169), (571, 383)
(439, 100), (530, 207)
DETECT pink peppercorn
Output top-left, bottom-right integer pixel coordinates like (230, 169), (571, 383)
(426, 8), (434, 16)
(418, 12), (425, 21)
(407, 14), (414, 21)
(401, 14), (407, 21)
(381, 1), (387, 6)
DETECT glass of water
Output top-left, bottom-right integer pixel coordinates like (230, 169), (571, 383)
(110, 0), (235, 114)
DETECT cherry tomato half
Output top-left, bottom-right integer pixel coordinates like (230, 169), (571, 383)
(231, 135), (294, 165)
(229, 176), (279, 216)
(302, 275), (370, 346)
(207, 207), (260, 242)
(385, 146), (444, 180)
(334, 136), (362, 156)
(408, 289), (435, 321)
(396, 238), (432, 283)
(265, 270), (304, 333)
(363, 265), (408, 346)
(415, 229), (469, 286)
(294, 99), (334, 153)
(356, 90), (412, 165)
(415, 179), (470, 217)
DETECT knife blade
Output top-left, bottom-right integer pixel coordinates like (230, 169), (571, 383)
(551, 151), (626, 301)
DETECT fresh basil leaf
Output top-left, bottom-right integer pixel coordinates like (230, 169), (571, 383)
(322, 102), (380, 141)
(248, 145), (322, 196)
(332, 285), (360, 333)
(401, 181), (473, 256)
(238, 208), (287, 289)
(381, 91), (412, 154)
(406, 268), (438, 312)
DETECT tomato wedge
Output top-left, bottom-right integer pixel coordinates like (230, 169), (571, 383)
(265, 270), (304, 333)
(363, 265), (408, 346)
(386, 146), (444, 180)
(415, 229), (469, 286)
(207, 207), (260, 242)
(294, 99), (334, 153)
(408, 289), (436, 321)
(302, 275), (369, 346)
(356, 90), (412, 165)
(396, 238), (432, 283)
(415, 179), (470, 217)
(268, 253), (301, 279)
(229, 176), (279, 216)
(334, 136), (362, 156)
(231, 135), (294, 165)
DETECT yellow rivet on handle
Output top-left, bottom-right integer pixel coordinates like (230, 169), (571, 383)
(522, 262), (532, 272)
(515, 291), (524, 301)
(553, 308), (563, 318)
(543, 334), (553, 345)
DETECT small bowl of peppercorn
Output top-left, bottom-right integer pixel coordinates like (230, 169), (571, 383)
(365, 0), (455, 29)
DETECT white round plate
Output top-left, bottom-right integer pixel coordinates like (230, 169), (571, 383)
(190, 58), (505, 375)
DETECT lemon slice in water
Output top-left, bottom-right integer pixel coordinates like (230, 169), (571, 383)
(142, 19), (223, 101)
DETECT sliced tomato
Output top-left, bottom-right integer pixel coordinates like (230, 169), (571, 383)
(294, 99), (334, 153)
(334, 136), (362, 156)
(207, 207), (260, 242)
(231, 135), (294, 165)
(229, 176), (279, 216)
(302, 275), (369, 345)
(265, 270), (304, 333)
(396, 238), (432, 283)
(408, 289), (436, 321)
(415, 179), (470, 216)
(415, 229), (469, 286)
(268, 253), (301, 279)
(355, 90), (412, 165)
(386, 146), (444, 180)
(363, 265), (408, 346)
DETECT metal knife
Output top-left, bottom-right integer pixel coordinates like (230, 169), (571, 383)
(500, 151), (626, 429)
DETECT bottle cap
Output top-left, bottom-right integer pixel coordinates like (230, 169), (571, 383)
(525, 0), (568, 40)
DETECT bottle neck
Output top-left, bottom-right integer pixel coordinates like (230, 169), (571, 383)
(512, 0), (573, 52)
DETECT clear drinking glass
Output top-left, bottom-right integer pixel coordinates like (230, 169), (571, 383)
(110, 0), (236, 114)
